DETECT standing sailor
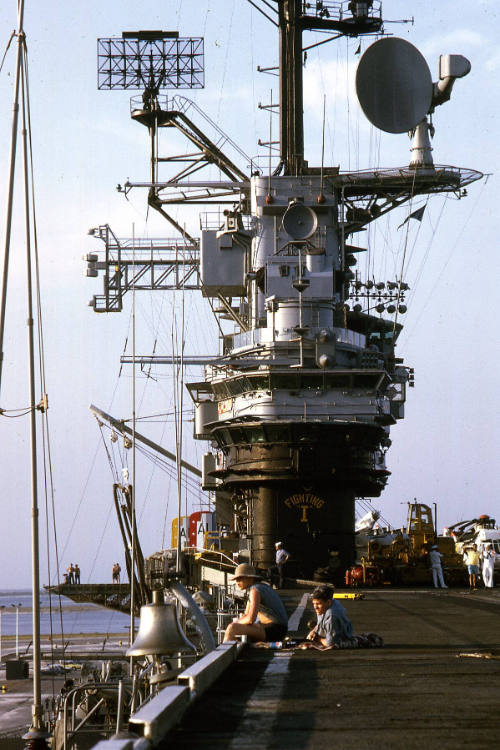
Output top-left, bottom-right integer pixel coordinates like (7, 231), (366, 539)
(429, 545), (448, 589)
(268, 542), (290, 589)
(482, 544), (495, 588)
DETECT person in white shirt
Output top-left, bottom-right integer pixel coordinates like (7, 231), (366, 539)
(482, 545), (495, 588)
(268, 542), (290, 589)
(429, 545), (447, 589)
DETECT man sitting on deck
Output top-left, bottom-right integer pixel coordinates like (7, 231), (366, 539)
(306, 585), (355, 648)
(223, 563), (288, 643)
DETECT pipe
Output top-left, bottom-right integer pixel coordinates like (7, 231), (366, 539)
(167, 580), (215, 654)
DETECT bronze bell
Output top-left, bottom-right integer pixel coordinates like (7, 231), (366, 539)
(126, 591), (196, 657)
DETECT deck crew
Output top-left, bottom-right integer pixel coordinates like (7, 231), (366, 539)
(482, 544), (495, 588)
(223, 563), (288, 643)
(268, 542), (290, 589)
(429, 545), (448, 589)
(307, 585), (354, 648)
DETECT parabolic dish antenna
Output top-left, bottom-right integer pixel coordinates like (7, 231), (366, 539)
(283, 203), (318, 240)
(356, 37), (433, 134)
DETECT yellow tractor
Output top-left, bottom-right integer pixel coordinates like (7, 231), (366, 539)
(349, 501), (465, 586)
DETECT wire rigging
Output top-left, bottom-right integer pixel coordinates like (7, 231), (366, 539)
(402, 180), (487, 348)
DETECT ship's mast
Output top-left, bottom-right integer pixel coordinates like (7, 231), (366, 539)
(279, 0), (304, 174)
(0, 1), (49, 746)
(278, 1), (383, 174)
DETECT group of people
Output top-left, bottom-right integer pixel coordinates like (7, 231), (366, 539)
(429, 542), (496, 589)
(112, 562), (122, 583)
(64, 563), (80, 585)
(223, 563), (380, 650)
(222, 537), (497, 647)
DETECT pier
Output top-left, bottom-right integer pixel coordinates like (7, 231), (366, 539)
(46, 584), (132, 614)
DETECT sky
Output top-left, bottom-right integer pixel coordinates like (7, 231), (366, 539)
(0, 0), (498, 589)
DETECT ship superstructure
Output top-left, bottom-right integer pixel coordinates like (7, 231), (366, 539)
(87, 1), (482, 580)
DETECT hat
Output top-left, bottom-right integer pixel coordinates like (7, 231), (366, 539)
(275, 542), (282, 548)
(230, 563), (262, 580)
(432, 545), (438, 549)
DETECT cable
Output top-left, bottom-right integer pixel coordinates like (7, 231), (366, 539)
(0, 29), (15, 74)
(402, 180), (487, 347)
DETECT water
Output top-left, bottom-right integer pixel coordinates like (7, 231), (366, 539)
(0, 589), (131, 637)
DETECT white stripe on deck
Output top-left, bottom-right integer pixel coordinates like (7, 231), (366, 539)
(287, 592), (309, 632)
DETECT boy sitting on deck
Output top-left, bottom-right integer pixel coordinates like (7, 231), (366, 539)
(307, 585), (355, 648)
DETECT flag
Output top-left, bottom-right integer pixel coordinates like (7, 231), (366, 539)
(397, 205), (425, 230)
(355, 42), (361, 55)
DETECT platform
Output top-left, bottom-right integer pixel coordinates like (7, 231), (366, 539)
(46, 583), (131, 613)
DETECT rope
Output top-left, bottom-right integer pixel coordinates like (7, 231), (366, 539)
(392, 169), (419, 336)
(215, 0), (236, 126)
(0, 29), (15, 74)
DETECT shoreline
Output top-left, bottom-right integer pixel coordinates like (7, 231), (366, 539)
(1, 633), (128, 660)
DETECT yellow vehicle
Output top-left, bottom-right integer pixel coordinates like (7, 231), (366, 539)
(350, 502), (465, 586)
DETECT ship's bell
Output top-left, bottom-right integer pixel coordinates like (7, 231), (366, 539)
(126, 591), (196, 657)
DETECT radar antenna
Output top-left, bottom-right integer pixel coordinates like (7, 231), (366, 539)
(356, 37), (472, 168)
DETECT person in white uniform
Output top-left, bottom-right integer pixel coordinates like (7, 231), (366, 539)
(482, 544), (495, 588)
(429, 545), (448, 589)
(268, 542), (290, 589)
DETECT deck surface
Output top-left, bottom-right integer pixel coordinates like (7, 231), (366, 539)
(166, 588), (500, 750)
(1, 589), (499, 749)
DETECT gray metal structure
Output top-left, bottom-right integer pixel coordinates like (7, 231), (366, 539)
(88, 2), (483, 580)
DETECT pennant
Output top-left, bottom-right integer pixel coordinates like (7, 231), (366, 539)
(397, 205), (425, 230)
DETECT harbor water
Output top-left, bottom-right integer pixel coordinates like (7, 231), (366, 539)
(0, 589), (130, 637)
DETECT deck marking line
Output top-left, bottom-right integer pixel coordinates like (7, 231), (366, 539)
(287, 592), (309, 632)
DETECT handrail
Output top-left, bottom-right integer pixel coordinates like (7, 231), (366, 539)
(91, 643), (241, 749)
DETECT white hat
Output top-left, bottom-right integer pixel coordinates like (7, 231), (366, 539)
(230, 563), (262, 581)
(432, 545), (438, 549)
(275, 541), (282, 548)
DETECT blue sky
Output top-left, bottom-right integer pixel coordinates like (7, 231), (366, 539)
(0, 1), (498, 588)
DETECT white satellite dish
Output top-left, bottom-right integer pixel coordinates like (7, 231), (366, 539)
(356, 37), (433, 134)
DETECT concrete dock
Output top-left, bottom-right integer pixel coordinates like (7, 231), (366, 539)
(166, 588), (500, 749)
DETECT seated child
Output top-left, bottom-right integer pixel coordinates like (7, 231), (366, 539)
(307, 584), (354, 648)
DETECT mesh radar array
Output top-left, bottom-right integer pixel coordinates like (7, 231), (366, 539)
(97, 31), (204, 92)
